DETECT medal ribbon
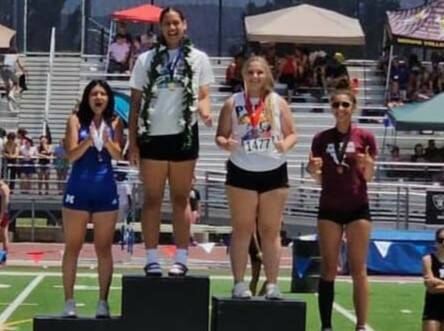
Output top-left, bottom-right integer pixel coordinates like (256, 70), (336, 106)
(244, 93), (265, 128)
(166, 49), (183, 82)
(334, 126), (352, 166)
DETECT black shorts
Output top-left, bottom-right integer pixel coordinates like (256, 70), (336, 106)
(138, 123), (199, 161)
(423, 294), (444, 321)
(226, 160), (289, 193)
(318, 204), (371, 225)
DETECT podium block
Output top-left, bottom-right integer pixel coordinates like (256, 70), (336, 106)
(211, 297), (306, 331)
(33, 316), (123, 331)
(122, 275), (210, 331)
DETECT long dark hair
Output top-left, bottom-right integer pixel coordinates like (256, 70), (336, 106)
(158, 7), (186, 45)
(77, 80), (114, 127)
(435, 228), (444, 242)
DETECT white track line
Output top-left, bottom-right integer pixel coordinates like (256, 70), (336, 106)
(0, 274), (45, 324)
(332, 302), (375, 331)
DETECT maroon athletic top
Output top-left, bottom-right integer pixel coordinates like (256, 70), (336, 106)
(311, 125), (377, 212)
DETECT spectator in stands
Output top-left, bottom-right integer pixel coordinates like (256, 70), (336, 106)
(390, 58), (410, 102)
(37, 135), (52, 195)
(128, 35), (142, 72)
(225, 52), (245, 93)
(216, 56), (297, 299)
(325, 52), (350, 90)
(139, 32), (157, 53)
(0, 47), (27, 111)
(425, 140), (441, 162)
(53, 138), (69, 193)
(0, 180), (10, 256)
(2, 132), (18, 191)
(107, 34), (131, 75)
(128, 7), (214, 277)
(19, 136), (37, 193)
(306, 89), (377, 331)
(422, 227), (444, 331)
(411, 143), (426, 163)
(262, 43), (277, 77)
(61, 80), (123, 318)
(276, 49), (298, 101)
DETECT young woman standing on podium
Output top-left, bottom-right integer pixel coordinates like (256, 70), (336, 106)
(61, 80), (123, 318)
(216, 56), (297, 299)
(306, 89), (377, 331)
(129, 7), (214, 277)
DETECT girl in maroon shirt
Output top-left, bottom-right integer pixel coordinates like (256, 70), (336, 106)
(307, 89), (377, 331)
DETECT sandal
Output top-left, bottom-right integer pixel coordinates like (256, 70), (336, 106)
(143, 262), (162, 277)
(168, 262), (188, 277)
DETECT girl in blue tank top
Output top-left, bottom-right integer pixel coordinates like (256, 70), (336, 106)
(61, 80), (123, 318)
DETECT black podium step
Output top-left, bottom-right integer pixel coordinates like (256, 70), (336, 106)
(122, 275), (210, 331)
(211, 297), (306, 331)
(33, 316), (123, 331)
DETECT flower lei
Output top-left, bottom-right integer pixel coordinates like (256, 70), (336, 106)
(139, 37), (195, 150)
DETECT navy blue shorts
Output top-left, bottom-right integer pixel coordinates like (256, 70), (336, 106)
(63, 178), (119, 213)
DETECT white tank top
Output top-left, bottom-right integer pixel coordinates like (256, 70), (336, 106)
(229, 92), (287, 172)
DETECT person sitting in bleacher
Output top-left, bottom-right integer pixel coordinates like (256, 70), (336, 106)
(325, 53), (350, 92)
(425, 140), (441, 163)
(107, 34), (131, 76)
(225, 52), (245, 93)
(276, 49), (299, 102)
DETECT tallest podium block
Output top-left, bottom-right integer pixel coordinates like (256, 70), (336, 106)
(122, 275), (210, 331)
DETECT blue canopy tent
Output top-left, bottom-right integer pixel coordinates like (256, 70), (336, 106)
(114, 91), (130, 125)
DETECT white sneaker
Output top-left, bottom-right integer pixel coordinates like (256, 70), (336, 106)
(232, 282), (252, 299)
(61, 299), (77, 318)
(265, 283), (282, 300)
(95, 299), (110, 318)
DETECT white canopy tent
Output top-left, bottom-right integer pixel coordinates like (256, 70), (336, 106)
(245, 4), (365, 45)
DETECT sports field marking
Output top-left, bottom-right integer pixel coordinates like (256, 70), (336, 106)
(0, 275), (45, 324)
(0, 303), (37, 307)
(333, 301), (375, 331)
(0, 285), (10, 289)
(53, 285), (122, 290)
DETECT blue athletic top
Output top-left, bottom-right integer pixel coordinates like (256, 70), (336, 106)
(68, 124), (114, 183)
(63, 123), (119, 213)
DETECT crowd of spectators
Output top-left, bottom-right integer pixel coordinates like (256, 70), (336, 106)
(0, 127), (69, 194)
(385, 52), (444, 105)
(224, 43), (350, 102)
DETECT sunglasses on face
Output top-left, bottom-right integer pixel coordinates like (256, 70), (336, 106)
(437, 238), (444, 244)
(331, 101), (352, 109)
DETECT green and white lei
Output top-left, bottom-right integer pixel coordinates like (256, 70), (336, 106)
(139, 37), (196, 150)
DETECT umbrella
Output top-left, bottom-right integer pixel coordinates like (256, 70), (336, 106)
(114, 91), (130, 124)
(0, 24), (16, 48)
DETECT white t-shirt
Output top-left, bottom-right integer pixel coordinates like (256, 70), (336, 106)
(129, 46), (214, 135)
(3, 54), (18, 70)
(229, 92), (287, 172)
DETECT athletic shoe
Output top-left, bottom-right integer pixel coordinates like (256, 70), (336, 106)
(232, 282), (252, 299)
(321, 328), (333, 331)
(95, 299), (110, 318)
(143, 262), (162, 277)
(61, 299), (77, 318)
(168, 262), (188, 277)
(265, 283), (283, 300)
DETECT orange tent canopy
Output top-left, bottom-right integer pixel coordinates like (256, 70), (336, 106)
(111, 4), (162, 24)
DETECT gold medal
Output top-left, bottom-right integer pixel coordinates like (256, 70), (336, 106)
(168, 82), (176, 91)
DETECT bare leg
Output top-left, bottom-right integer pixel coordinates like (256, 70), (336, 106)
(257, 188), (288, 284)
(62, 208), (89, 300)
(168, 160), (196, 249)
(139, 160), (168, 249)
(345, 219), (371, 329)
(92, 210), (118, 300)
(226, 186), (257, 283)
(0, 225), (9, 252)
(423, 320), (440, 331)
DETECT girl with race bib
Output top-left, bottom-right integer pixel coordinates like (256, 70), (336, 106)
(216, 56), (297, 299)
